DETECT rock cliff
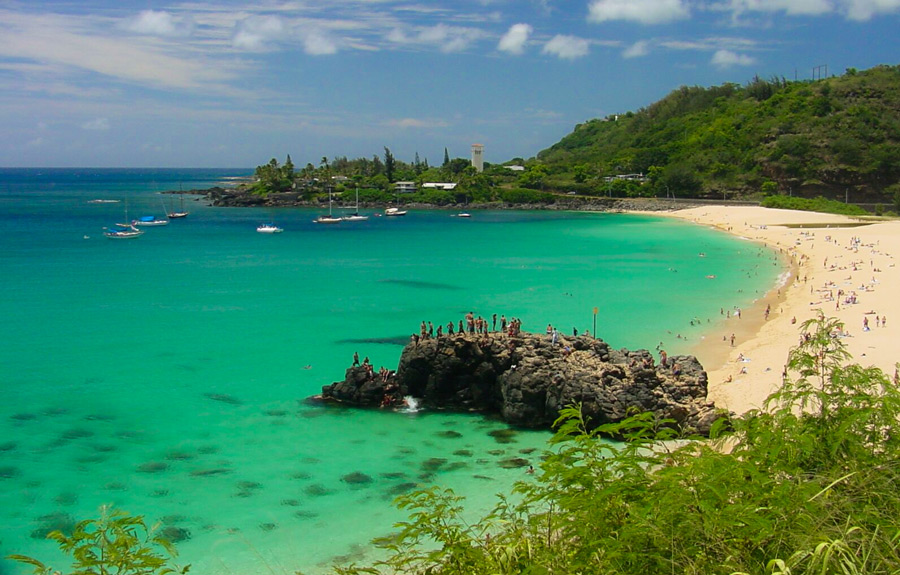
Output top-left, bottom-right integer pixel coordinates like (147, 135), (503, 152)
(320, 331), (722, 436)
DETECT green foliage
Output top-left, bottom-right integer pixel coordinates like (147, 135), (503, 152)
(536, 65), (900, 201)
(8, 505), (189, 575)
(498, 188), (554, 204)
(251, 156), (295, 195)
(335, 315), (900, 575)
(760, 195), (870, 215)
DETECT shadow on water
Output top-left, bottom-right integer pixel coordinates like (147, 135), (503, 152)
(377, 279), (461, 291)
(335, 336), (410, 346)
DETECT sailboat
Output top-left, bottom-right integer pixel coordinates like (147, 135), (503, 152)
(104, 199), (144, 239)
(168, 193), (189, 219)
(342, 188), (368, 221)
(314, 188), (342, 224)
(133, 197), (169, 226)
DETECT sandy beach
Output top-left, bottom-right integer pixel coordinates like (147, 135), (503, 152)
(661, 206), (900, 415)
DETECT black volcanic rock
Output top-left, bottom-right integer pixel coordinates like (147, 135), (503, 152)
(320, 331), (722, 436)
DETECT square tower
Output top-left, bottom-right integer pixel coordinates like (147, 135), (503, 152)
(471, 143), (484, 173)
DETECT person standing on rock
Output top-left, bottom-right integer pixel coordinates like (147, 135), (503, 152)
(660, 349), (668, 368)
(353, 352), (360, 367)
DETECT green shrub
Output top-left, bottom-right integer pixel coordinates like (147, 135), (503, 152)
(8, 505), (189, 575)
(760, 195), (869, 216)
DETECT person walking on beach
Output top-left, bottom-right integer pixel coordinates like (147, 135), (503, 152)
(730, 333), (736, 346)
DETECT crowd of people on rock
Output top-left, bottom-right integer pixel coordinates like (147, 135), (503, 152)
(408, 312), (536, 346)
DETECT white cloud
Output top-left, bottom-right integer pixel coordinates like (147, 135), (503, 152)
(385, 118), (450, 128)
(498, 23), (533, 55)
(82, 118), (110, 131)
(303, 30), (340, 55)
(0, 10), (236, 91)
(588, 0), (690, 24)
(124, 10), (194, 37)
(232, 15), (288, 51)
(711, 49), (757, 67)
(542, 35), (590, 59)
(722, 0), (900, 20)
(623, 40), (650, 58)
(387, 24), (485, 53)
(841, 0), (900, 20)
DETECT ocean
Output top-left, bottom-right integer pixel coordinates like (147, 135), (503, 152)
(0, 168), (781, 574)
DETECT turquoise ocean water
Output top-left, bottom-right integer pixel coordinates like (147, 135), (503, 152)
(0, 169), (780, 574)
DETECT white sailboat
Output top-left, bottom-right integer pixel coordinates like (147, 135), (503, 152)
(342, 188), (368, 221)
(133, 197), (169, 226)
(168, 193), (189, 219)
(314, 188), (342, 224)
(104, 199), (144, 239)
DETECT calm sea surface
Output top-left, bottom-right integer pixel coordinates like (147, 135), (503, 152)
(0, 168), (780, 574)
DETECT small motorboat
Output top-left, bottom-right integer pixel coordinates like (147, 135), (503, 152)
(257, 223), (283, 233)
(456, 212), (471, 218)
(384, 207), (407, 217)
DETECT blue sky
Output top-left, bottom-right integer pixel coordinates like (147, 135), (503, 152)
(1, 0), (898, 168)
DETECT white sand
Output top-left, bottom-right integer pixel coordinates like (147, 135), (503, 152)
(660, 206), (900, 415)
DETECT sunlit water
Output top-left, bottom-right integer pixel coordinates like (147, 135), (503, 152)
(0, 169), (780, 574)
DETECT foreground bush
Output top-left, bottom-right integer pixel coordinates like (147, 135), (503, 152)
(336, 315), (900, 575)
(8, 505), (189, 575)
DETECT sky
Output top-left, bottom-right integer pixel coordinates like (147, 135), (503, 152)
(1, 0), (898, 168)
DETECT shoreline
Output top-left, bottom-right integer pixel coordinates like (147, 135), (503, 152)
(653, 206), (899, 415)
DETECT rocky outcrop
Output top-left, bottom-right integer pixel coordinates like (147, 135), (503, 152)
(320, 332), (722, 436)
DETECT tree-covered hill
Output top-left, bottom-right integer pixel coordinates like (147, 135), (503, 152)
(537, 64), (900, 201)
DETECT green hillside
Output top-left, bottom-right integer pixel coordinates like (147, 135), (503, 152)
(537, 64), (900, 201)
